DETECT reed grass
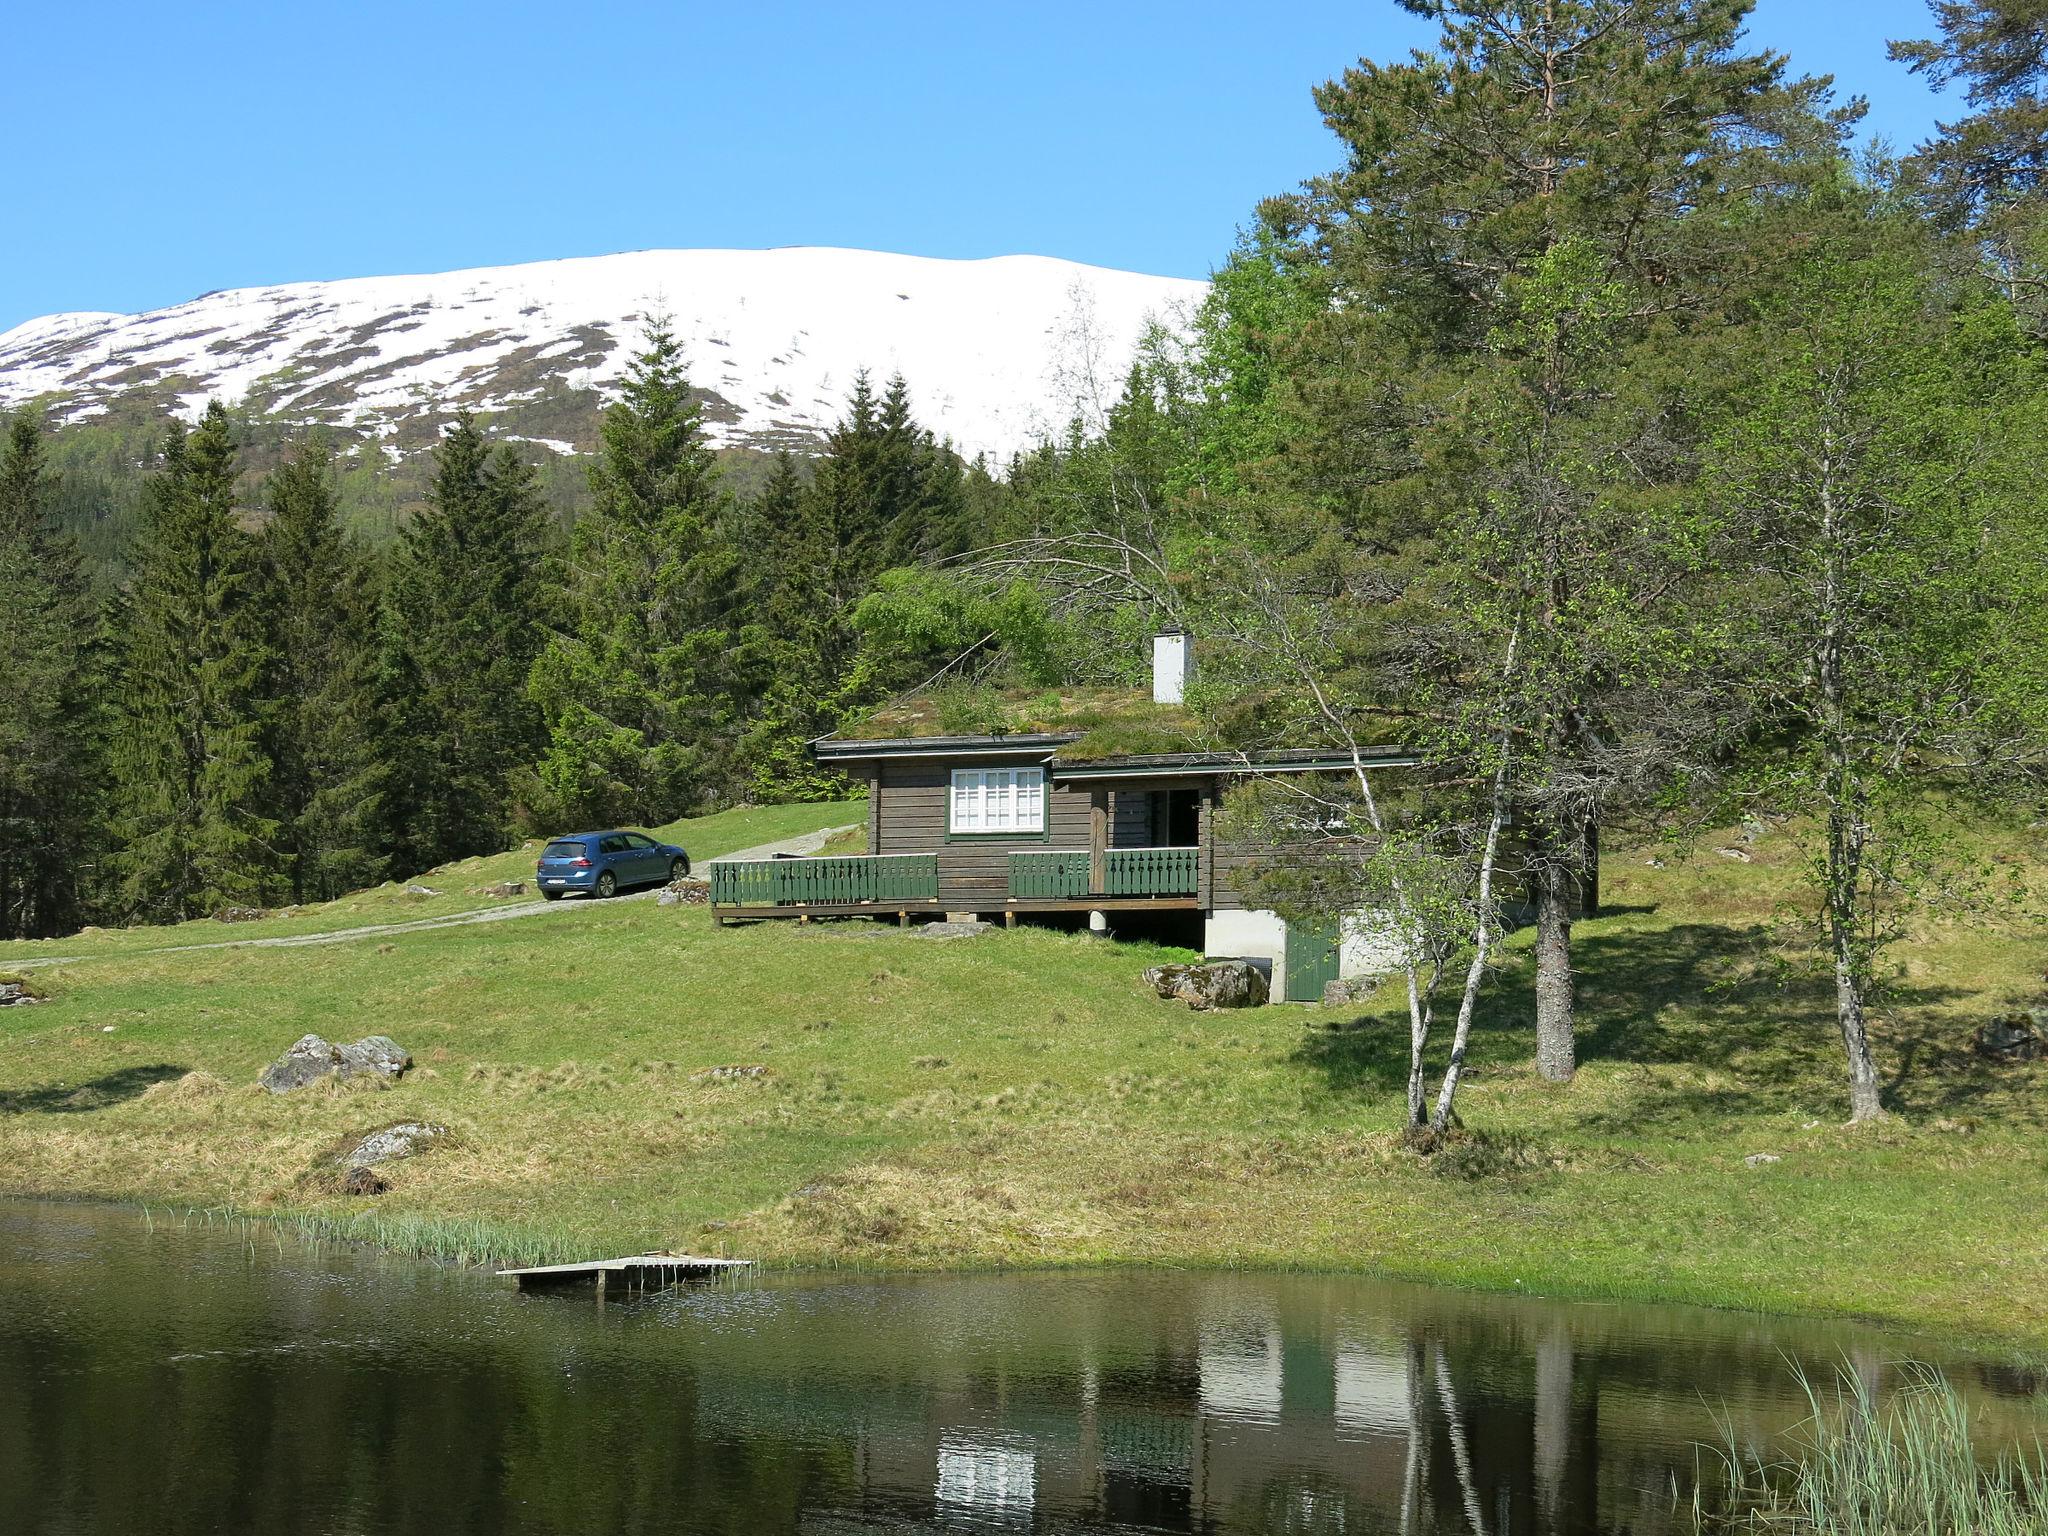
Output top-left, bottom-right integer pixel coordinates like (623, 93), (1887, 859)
(1698, 1366), (2048, 1534)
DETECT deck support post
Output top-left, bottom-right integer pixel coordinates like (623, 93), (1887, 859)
(1004, 910), (1016, 929)
(1089, 789), (1108, 895)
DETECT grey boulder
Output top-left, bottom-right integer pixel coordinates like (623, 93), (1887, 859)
(923, 920), (995, 940)
(1144, 961), (1270, 1010)
(1974, 1009), (2045, 1064)
(341, 1120), (449, 1171)
(259, 1034), (414, 1094)
(1321, 976), (1380, 1009)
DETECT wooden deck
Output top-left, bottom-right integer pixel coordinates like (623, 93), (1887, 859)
(711, 845), (1201, 923)
(499, 1254), (752, 1291)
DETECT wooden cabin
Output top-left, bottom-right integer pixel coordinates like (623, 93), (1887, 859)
(708, 632), (1423, 1002)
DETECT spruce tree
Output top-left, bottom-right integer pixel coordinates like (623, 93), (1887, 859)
(259, 438), (387, 902)
(527, 321), (746, 827)
(384, 416), (549, 870)
(0, 409), (105, 937)
(112, 402), (279, 919)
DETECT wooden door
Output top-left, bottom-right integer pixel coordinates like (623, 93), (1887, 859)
(1283, 918), (1341, 1002)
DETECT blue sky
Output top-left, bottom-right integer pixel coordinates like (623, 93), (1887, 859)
(4, 1), (1957, 333)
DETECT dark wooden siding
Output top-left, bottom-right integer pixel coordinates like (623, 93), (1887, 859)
(872, 756), (1090, 912)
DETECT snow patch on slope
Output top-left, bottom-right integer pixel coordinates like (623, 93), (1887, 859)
(0, 247), (1208, 463)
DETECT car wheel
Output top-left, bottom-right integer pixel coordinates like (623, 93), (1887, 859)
(596, 871), (616, 899)
(542, 889), (563, 902)
(669, 857), (688, 882)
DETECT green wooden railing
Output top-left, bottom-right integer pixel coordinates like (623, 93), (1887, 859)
(1104, 846), (1200, 896)
(710, 853), (939, 908)
(1006, 847), (1199, 900)
(1009, 851), (1090, 900)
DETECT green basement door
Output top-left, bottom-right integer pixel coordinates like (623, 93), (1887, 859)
(1283, 918), (1341, 1002)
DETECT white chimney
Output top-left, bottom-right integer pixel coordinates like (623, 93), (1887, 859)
(1152, 628), (1191, 705)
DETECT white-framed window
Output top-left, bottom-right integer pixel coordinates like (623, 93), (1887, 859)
(949, 766), (1045, 835)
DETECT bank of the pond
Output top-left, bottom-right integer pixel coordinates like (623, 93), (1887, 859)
(2, 810), (2045, 1356)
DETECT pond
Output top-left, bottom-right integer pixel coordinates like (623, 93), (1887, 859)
(1, 1198), (2040, 1534)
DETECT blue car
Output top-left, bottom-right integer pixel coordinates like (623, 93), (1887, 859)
(536, 830), (691, 900)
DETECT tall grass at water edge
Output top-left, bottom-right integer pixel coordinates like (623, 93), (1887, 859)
(1697, 1365), (2048, 1534)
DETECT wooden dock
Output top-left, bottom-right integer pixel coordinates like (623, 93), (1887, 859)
(498, 1254), (752, 1293)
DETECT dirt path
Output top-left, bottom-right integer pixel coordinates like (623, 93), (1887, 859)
(12, 825), (859, 971)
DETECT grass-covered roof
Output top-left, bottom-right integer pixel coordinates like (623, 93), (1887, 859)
(837, 685), (1213, 760)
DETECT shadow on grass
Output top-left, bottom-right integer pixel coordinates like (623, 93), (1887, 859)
(1292, 917), (2004, 1125)
(0, 1064), (188, 1115)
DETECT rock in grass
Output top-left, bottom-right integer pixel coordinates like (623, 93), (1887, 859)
(1974, 1009), (2045, 1064)
(1745, 1152), (1781, 1167)
(658, 879), (709, 908)
(1143, 961), (1270, 1011)
(1321, 976), (1379, 1009)
(212, 906), (267, 923)
(341, 1120), (449, 1171)
(922, 920), (994, 939)
(0, 978), (42, 1007)
(259, 1034), (414, 1094)
(470, 881), (525, 898)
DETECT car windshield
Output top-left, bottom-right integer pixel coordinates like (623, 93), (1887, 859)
(542, 841), (584, 859)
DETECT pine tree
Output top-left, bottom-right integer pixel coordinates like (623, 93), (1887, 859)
(112, 402), (279, 919)
(0, 409), (105, 937)
(259, 437), (387, 902)
(1263, 0), (1850, 1084)
(1891, 1), (2048, 330)
(383, 416), (549, 871)
(527, 321), (746, 827)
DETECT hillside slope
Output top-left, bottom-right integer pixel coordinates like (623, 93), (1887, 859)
(0, 247), (1207, 468)
(1, 810), (2043, 1350)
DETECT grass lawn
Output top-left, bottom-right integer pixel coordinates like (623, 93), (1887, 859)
(0, 800), (865, 962)
(1, 806), (2043, 1355)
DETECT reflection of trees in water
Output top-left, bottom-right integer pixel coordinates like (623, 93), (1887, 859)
(4, 1204), (2040, 1535)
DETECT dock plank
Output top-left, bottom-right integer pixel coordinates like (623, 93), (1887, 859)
(499, 1253), (752, 1289)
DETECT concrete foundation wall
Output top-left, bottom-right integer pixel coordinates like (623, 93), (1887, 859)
(1206, 907), (1405, 989)
(1204, 909), (1286, 980)
(1340, 913), (1405, 980)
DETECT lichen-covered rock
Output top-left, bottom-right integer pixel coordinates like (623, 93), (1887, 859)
(471, 881), (525, 898)
(0, 979), (41, 1007)
(339, 1036), (412, 1081)
(341, 1120), (449, 1170)
(1143, 961), (1270, 1010)
(658, 879), (710, 907)
(1975, 1009), (2045, 1064)
(212, 906), (267, 923)
(259, 1034), (414, 1094)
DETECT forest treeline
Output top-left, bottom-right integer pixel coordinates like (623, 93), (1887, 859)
(7, 0), (2048, 1127)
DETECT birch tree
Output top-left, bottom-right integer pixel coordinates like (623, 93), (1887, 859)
(1705, 222), (2048, 1120)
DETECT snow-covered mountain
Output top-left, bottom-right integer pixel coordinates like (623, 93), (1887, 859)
(0, 248), (1208, 466)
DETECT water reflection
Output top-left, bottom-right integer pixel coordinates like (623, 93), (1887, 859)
(0, 1200), (2039, 1535)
